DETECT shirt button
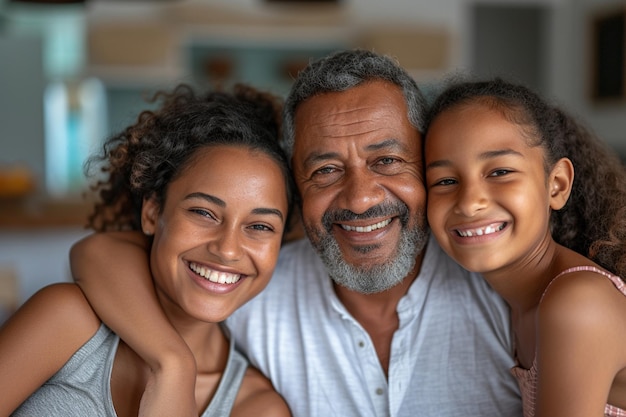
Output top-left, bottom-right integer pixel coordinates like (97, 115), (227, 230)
(375, 388), (384, 396)
(358, 341), (365, 348)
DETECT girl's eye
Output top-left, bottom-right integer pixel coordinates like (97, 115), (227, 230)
(490, 169), (512, 177)
(432, 178), (457, 187)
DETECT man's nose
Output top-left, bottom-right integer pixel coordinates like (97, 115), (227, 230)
(336, 168), (386, 215)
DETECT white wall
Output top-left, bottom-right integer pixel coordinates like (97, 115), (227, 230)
(0, 228), (90, 305)
(566, 0), (626, 155)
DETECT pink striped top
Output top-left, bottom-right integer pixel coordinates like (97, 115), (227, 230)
(510, 266), (626, 417)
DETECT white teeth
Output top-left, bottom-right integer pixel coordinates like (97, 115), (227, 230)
(457, 223), (505, 237)
(340, 218), (392, 233)
(189, 262), (241, 284)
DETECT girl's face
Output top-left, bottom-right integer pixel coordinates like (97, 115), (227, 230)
(142, 145), (288, 324)
(424, 103), (556, 275)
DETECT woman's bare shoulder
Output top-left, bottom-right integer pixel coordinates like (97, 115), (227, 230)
(232, 366), (291, 417)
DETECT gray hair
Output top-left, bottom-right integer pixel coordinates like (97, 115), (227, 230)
(282, 49), (428, 160)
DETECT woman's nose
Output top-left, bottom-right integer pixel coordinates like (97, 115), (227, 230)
(207, 226), (243, 262)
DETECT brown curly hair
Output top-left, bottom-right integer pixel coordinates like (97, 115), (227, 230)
(425, 77), (626, 280)
(84, 83), (296, 234)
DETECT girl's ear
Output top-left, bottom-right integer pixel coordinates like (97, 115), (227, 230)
(549, 157), (574, 210)
(141, 196), (159, 236)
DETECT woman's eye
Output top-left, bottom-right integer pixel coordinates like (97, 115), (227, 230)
(249, 224), (274, 232)
(191, 208), (217, 220)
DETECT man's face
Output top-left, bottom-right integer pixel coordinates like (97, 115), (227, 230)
(292, 80), (429, 294)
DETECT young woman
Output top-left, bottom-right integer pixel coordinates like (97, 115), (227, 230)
(0, 84), (294, 417)
(424, 78), (626, 417)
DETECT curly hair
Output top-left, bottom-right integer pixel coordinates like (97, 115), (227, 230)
(85, 83), (296, 234)
(424, 77), (626, 279)
(281, 49), (428, 161)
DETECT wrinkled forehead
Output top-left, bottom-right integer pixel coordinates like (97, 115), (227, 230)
(292, 81), (418, 154)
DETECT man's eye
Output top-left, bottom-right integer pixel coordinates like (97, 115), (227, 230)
(378, 157), (397, 165)
(313, 166), (336, 176)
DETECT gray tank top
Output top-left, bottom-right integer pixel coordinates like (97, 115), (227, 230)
(12, 324), (249, 416)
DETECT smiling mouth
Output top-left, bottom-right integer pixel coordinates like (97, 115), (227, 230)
(455, 222), (506, 237)
(189, 262), (241, 284)
(339, 218), (392, 233)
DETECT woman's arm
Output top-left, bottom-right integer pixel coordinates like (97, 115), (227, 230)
(0, 283), (100, 415)
(69, 231), (197, 417)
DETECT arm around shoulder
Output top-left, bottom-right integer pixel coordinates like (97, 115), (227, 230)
(69, 230), (193, 370)
(70, 231), (197, 417)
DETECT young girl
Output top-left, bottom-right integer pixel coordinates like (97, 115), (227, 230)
(0, 84), (294, 417)
(424, 77), (626, 417)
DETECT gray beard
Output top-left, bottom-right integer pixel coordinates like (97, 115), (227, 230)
(305, 202), (429, 294)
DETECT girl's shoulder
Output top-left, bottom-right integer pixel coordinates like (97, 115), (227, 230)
(539, 265), (626, 338)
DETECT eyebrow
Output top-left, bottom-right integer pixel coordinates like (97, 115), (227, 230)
(426, 148), (523, 170)
(184, 192), (284, 221)
(303, 138), (408, 168)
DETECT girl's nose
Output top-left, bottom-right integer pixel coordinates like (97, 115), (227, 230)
(454, 181), (488, 217)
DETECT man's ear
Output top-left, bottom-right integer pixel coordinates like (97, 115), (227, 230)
(141, 196), (159, 236)
(549, 157), (574, 210)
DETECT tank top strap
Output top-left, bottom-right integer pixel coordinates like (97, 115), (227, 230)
(548, 265), (626, 298)
(201, 331), (249, 417)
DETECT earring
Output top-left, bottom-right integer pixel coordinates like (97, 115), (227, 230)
(143, 229), (153, 236)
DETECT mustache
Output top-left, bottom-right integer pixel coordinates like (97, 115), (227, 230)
(321, 201), (410, 232)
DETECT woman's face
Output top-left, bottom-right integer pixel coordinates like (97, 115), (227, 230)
(143, 145), (288, 324)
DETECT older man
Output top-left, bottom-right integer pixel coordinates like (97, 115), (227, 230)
(228, 49), (521, 416)
(71, 50), (522, 416)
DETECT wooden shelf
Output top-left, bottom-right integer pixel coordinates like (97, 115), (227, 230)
(0, 196), (93, 230)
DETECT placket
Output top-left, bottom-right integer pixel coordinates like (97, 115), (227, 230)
(348, 321), (390, 417)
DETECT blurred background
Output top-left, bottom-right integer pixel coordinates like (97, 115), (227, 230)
(0, 0), (625, 320)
